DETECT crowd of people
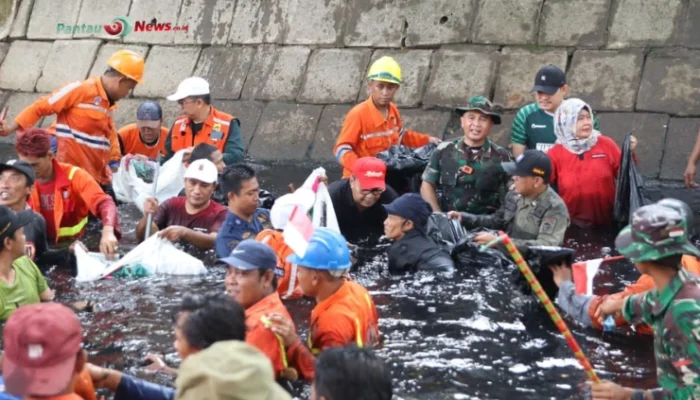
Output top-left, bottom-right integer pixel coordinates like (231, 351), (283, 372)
(0, 47), (696, 400)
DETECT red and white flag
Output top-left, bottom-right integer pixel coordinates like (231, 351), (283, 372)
(572, 255), (625, 295)
(283, 205), (315, 257)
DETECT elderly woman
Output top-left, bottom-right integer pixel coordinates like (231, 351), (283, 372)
(548, 98), (636, 228)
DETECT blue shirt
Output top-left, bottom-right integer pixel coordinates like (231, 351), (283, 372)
(114, 374), (174, 400)
(0, 377), (20, 400)
(215, 209), (273, 258)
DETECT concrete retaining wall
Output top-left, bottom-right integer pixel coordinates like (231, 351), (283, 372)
(0, 0), (697, 180)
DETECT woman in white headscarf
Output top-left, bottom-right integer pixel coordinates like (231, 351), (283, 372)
(548, 98), (637, 228)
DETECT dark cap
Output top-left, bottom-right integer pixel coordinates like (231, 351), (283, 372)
(218, 240), (283, 276)
(0, 160), (35, 186)
(136, 101), (163, 129)
(615, 201), (700, 263)
(455, 95), (502, 125)
(383, 193), (433, 231)
(502, 150), (552, 183)
(0, 205), (33, 244)
(532, 65), (566, 95)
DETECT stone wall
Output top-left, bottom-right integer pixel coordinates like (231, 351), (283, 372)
(0, 0), (697, 180)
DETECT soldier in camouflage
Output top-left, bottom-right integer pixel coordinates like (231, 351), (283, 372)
(420, 95), (512, 214)
(447, 150), (569, 254)
(593, 200), (700, 400)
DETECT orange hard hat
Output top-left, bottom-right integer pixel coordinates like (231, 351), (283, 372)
(106, 49), (145, 84)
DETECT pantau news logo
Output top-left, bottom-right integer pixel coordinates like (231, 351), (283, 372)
(57, 16), (189, 36)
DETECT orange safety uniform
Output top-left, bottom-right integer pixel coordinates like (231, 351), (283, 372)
(118, 123), (168, 158)
(75, 368), (97, 400)
(333, 97), (431, 178)
(587, 255), (700, 334)
(168, 106), (235, 154)
(15, 77), (121, 186)
(245, 292), (314, 380)
(256, 229), (303, 300)
(27, 160), (119, 244)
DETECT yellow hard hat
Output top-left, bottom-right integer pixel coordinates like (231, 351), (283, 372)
(107, 49), (145, 84)
(367, 56), (402, 85)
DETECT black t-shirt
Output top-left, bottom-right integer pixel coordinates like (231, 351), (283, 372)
(328, 179), (398, 244)
(23, 211), (72, 274)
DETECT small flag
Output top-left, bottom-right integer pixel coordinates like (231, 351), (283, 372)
(572, 256), (625, 295)
(283, 205), (315, 257)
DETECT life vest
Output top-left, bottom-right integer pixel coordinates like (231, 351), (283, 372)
(169, 106), (236, 154)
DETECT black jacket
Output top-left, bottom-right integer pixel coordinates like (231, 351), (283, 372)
(387, 230), (455, 274)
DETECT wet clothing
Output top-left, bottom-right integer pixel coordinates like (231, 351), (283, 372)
(114, 374), (174, 400)
(387, 230), (455, 274)
(15, 77), (121, 186)
(22, 208), (72, 273)
(334, 97), (431, 178)
(246, 292), (314, 380)
(178, 180), (227, 206)
(460, 187), (570, 253)
(163, 106), (244, 166)
(623, 268), (700, 398)
(549, 135), (622, 228)
(256, 229), (303, 300)
(0, 257), (49, 321)
(511, 102), (599, 153)
(153, 197), (227, 235)
(215, 209), (272, 258)
(28, 160), (119, 245)
(422, 138), (512, 213)
(328, 179), (398, 243)
(118, 123), (168, 159)
(557, 256), (700, 334)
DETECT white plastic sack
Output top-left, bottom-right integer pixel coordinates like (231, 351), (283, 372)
(301, 167), (340, 232)
(113, 150), (188, 212)
(75, 235), (207, 282)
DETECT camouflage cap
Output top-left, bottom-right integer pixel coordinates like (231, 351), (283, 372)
(455, 95), (502, 125)
(615, 202), (700, 263)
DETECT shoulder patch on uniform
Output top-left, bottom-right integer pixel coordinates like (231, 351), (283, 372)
(540, 217), (556, 235)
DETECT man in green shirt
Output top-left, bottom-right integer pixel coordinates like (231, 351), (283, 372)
(511, 65), (598, 157)
(421, 95), (512, 214)
(0, 205), (53, 320)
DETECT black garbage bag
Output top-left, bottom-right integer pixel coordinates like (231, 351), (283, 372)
(613, 133), (651, 228)
(258, 189), (276, 210)
(514, 246), (576, 300)
(426, 212), (465, 252)
(377, 142), (437, 194)
(451, 229), (515, 270)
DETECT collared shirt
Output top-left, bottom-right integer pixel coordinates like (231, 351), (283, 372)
(215, 208), (272, 258)
(623, 269), (700, 399)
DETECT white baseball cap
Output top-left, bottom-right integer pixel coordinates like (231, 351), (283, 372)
(270, 189), (315, 230)
(184, 159), (218, 184)
(167, 77), (210, 101)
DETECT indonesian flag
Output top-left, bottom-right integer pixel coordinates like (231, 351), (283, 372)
(283, 205), (315, 257)
(572, 255), (625, 295)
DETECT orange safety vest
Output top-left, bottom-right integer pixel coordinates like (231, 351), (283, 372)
(308, 280), (380, 354)
(118, 123), (168, 159)
(28, 160), (114, 244)
(15, 77), (121, 186)
(169, 106), (235, 154)
(333, 97), (430, 178)
(256, 229), (304, 300)
(588, 255), (700, 334)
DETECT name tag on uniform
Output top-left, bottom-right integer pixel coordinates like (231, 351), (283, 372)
(210, 130), (223, 140)
(592, 154), (606, 159)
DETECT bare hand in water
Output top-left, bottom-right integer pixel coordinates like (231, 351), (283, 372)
(159, 226), (187, 242)
(548, 262), (572, 287)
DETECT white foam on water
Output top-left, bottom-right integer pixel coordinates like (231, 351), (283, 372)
(536, 358), (583, 369)
(437, 315), (525, 332)
(556, 384), (572, 390)
(509, 364), (531, 374)
(521, 338), (547, 349)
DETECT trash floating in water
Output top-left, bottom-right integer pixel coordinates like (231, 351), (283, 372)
(536, 358), (583, 369)
(509, 364), (531, 374)
(437, 315), (526, 332)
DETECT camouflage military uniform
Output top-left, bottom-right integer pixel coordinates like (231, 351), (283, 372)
(459, 186), (570, 251)
(422, 138), (512, 214)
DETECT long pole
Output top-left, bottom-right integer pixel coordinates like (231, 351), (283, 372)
(144, 152), (162, 239)
(481, 232), (600, 383)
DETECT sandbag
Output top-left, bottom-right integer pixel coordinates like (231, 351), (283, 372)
(113, 150), (188, 212)
(613, 133), (651, 227)
(75, 235), (207, 282)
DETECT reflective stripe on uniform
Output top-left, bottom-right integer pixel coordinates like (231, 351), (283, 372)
(55, 124), (110, 151)
(360, 129), (394, 140)
(47, 81), (82, 105)
(308, 316), (366, 355)
(334, 144), (352, 162)
(212, 117), (230, 126)
(57, 167), (89, 239)
(76, 103), (109, 114)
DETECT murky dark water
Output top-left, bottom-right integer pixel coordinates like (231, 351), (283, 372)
(1, 144), (696, 399)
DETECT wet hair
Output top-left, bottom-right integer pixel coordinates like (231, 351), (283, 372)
(314, 346), (392, 400)
(177, 293), (246, 350)
(15, 128), (51, 157)
(221, 164), (256, 196)
(653, 254), (683, 269)
(190, 143), (218, 163)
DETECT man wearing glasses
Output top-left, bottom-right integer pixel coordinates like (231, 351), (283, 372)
(162, 77), (244, 165)
(328, 157), (398, 243)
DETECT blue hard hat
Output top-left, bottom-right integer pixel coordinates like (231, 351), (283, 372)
(136, 101), (163, 121)
(218, 240), (283, 276)
(287, 228), (351, 270)
(383, 193), (432, 231)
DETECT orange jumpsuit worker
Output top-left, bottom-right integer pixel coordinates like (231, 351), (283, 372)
(333, 56), (441, 178)
(163, 77), (244, 166)
(0, 50), (145, 195)
(15, 128), (119, 258)
(268, 228), (380, 380)
(256, 192), (316, 300)
(220, 240), (314, 381)
(118, 101), (168, 159)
